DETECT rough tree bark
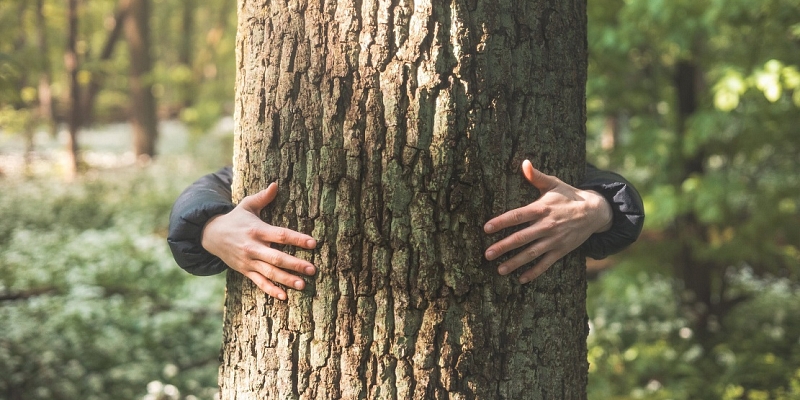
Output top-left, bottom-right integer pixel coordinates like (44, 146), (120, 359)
(222, 0), (588, 398)
(123, 0), (159, 159)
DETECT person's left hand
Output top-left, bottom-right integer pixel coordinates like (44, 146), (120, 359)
(484, 160), (613, 283)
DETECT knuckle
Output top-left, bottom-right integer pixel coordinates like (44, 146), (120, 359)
(266, 251), (279, 266)
(510, 231), (529, 245)
(275, 228), (289, 243)
(525, 245), (539, 259)
(262, 266), (277, 281)
(294, 261), (307, 272)
(241, 243), (258, 256)
(246, 225), (261, 238)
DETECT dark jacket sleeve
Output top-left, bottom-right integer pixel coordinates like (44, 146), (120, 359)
(577, 163), (645, 259)
(168, 163), (644, 272)
(167, 166), (235, 276)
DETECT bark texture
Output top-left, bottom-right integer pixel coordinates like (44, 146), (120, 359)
(222, 0), (588, 398)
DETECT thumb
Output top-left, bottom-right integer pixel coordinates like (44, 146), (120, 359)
(239, 182), (278, 213)
(522, 159), (559, 192)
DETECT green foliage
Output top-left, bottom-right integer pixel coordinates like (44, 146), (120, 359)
(587, 0), (800, 277)
(588, 265), (800, 399)
(0, 162), (224, 399)
(587, 0), (800, 397)
(0, 0), (797, 397)
(0, 0), (236, 134)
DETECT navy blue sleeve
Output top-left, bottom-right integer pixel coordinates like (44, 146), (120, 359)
(167, 166), (235, 276)
(577, 163), (645, 259)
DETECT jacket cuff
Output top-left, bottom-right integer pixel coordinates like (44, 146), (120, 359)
(578, 179), (645, 259)
(167, 197), (235, 276)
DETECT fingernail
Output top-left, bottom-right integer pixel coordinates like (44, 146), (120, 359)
(278, 292), (287, 300)
(486, 250), (495, 260)
(304, 266), (316, 275)
(498, 266), (507, 275)
(306, 239), (317, 248)
(519, 276), (529, 284)
(485, 223), (494, 233)
(294, 280), (304, 290)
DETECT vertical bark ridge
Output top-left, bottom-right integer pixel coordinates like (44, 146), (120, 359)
(223, 0), (588, 398)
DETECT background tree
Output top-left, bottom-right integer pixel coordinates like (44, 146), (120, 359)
(1, 0), (798, 398)
(65, 0), (82, 177)
(0, 0), (237, 172)
(587, 0), (800, 336)
(221, 0), (589, 398)
(122, 0), (159, 159)
(585, 0), (800, 397)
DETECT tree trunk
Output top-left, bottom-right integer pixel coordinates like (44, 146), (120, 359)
(124, 0), (159, 159)
(35, 0), (56, 138)
(82, 4), (128, 127)
(65, 0), (81, 179)
(222, 0), (588, 399)
(179, 0), (196, 108)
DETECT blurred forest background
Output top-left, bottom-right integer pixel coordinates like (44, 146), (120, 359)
(0, 0), (798, 399)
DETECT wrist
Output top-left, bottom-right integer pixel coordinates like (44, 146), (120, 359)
(200, 214), (225, 256)
(584, 190), (614, 233)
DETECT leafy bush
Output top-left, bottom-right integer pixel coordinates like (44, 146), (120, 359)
(588, 262), (800, 400)
(0, 160), (225, 400)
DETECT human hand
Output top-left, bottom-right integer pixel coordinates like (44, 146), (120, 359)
(201, 182), (317, 300)
(484, 160), (613, 284)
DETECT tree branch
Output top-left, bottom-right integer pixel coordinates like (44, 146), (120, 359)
(0, 287), (60, 302)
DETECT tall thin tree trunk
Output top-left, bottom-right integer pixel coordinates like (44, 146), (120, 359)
(35, 0), (56, 138)
(65, 0), (81, 178)
(179, 0), (196, 109)
(13, 0), (38, 170)
(192, 0), (234, 83)
(124, 0), (159, 160)
(82, 4), (128, 127)
(222, 0), (589, 398)
(671, 60), (718, 340)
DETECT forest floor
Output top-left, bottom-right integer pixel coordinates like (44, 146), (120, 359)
(0, 118), (233, 179)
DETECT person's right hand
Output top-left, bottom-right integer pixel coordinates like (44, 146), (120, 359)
(201, 182), (317, 300)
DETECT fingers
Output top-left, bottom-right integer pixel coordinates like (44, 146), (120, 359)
(244, 270), (288, 301)
(496, 239), (550, 276)
(484, 161), (591, 284)
(483, 160), (559, 234)
(485, 224), (546, 261)
(239, 183), (317, 250)
(521, 159), (560, 192)
(484, 203), (546, 234)
(252, 259), (308, 290)
(241, 249), (313, 301)
(240, 238), (315, 301)
(254, 225), (317, 250)
(239, 182), (279, 213)
(244, 244), (316, 277)
(518, 252), (562, 284)
(495, 239), (564, 284)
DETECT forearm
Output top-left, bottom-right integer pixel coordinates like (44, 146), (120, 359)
(577, 163), (645, 259)
(167, 166), (235, 275)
